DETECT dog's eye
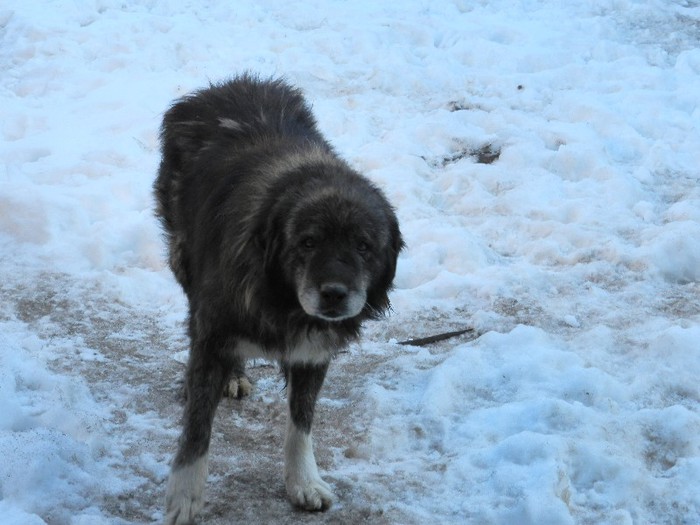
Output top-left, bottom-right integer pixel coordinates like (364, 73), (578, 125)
(357, 241), (370, 253)
(301, 237), (316, 250)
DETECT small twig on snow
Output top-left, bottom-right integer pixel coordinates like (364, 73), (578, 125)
(397, 328), (476, 347)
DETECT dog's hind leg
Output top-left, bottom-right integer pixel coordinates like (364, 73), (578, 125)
(284, 361), (334, 511)
(165, 333), (231, 525)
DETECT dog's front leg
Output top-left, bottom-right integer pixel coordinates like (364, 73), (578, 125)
(284, 361), (334, 511)
(165, 334), (230, 525)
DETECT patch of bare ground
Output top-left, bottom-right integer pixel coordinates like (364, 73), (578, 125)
(0, 272), (421, 524)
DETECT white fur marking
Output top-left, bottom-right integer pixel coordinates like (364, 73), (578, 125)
(218, 117), (242, 131)
(288, 332), (334, 365)
(164, 454), (209, 525)
(235, 335), (333, 365)
(284, 419), (334, 510)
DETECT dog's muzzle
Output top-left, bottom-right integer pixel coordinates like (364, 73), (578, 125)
(298, 281), (366, 321)
(319, 282), (349, 317)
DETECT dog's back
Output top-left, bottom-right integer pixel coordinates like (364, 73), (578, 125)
(158, 75), (324, 175)
(154, 75), (330, 292)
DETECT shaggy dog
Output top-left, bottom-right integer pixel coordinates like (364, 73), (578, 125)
(154, 74), (403, 524)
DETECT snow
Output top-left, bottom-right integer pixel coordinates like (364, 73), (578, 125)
(1, 0), (699, 523)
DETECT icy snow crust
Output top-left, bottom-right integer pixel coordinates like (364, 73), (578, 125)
(1, 1), (699, 524)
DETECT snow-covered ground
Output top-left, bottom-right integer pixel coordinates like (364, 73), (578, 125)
(2, 1), (699, 523)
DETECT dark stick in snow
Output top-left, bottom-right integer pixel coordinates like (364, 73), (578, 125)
(397, 328), (476, 347)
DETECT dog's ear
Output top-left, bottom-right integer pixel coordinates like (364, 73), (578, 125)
(367, 212), (404, 317)
(263, 232), (282, 274)
(383, 211), (405, 285)
(258, 215), (284, 275)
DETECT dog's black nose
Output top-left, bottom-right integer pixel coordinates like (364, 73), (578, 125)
(320, 283), (348, 307)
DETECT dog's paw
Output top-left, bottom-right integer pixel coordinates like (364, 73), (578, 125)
(164, 457), (208, 525)
(223, 375), (252, 398)
(164, 494), (201, 525)
(286, 475), (334, 511)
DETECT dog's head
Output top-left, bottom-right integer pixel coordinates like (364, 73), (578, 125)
(260, 168), (403, 322)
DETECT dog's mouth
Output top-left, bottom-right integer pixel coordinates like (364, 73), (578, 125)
(298, 282), (366, 322)
(315, 310), (352, 322)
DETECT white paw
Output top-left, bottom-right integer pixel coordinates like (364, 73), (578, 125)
(164, 455), (208, 525)
(284, 423), (334, 511)
(164, 493), (202, 525)
(286, 474), (334, 511)
(223, 375), (252, 398)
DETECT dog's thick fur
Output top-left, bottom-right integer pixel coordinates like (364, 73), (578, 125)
(154, 75), (403, 525)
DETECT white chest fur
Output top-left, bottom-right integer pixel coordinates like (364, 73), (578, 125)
(235, 331), (336, 365)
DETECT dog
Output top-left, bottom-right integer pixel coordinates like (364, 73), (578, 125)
(154, 74), (403, 524)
